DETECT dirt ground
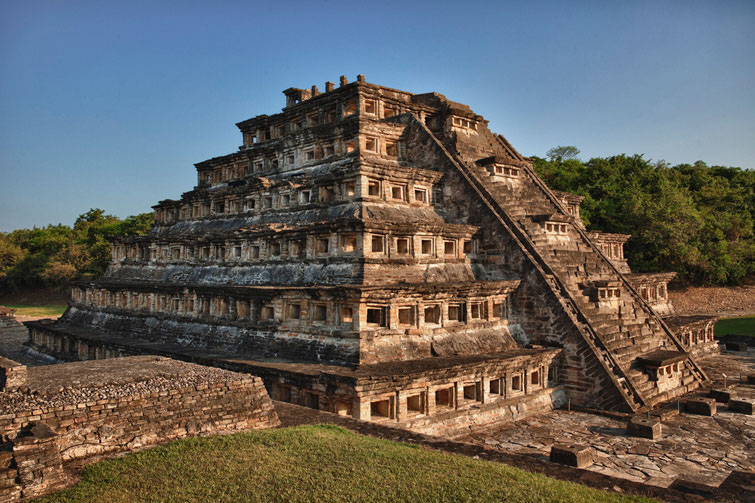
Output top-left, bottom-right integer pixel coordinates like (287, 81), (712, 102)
(669, 285), (755, 317)
(0, 286), (68, 307)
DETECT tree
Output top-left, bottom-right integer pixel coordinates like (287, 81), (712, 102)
(0, 209), (154, 290)
(532, 148), (754, 285)
(546, 145), (580, 162)
(0, 234), (25, 290)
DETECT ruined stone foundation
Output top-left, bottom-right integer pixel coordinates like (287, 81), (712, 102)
(0, 356), (279, 501)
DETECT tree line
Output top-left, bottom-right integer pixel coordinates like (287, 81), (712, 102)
(535, 147), (754, 285)
(0, 209), (153, 291)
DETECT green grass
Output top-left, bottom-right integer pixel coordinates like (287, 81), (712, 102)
(37, 425), (654, 503)
(3, 304), (67, 318)
(715, 316), (755, 337)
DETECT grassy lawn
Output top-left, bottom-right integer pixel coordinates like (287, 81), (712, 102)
(37, 425), (654, 503)
(3, 304), (67, 318)
(715, 315), (755, 337)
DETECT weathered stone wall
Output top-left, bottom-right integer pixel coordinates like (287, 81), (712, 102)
(401, 387), (565, 437)
(261, 347), (564, 436)
(0, 356), (279, 501)
(0, 358), (26, 392)
(48, 307), (362, 365)
(48, 278), (525, 366)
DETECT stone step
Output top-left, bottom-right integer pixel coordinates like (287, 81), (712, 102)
(608, 334), (663, 351)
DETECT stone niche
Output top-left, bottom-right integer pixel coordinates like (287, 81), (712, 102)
(639, 351), (688, 393)
(582, 280), (623, 310)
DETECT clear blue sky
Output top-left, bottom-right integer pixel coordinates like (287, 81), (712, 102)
(1, 0), (753, 232)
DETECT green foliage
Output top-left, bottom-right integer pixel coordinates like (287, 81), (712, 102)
(546, 145), (581, 162)
(37, 425), (654, 503)
(533, 150), (755, 285)
(3, 305), (68, 318)
(0, 209), (153, 291)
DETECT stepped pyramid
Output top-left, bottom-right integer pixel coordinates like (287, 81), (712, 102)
(27, 76), (715, 433)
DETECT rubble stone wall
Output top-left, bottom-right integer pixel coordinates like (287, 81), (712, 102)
(0, 356), (279, 501)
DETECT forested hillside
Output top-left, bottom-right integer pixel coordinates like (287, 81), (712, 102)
(0, 209), (153, 291)
(534, 147), (755, 285)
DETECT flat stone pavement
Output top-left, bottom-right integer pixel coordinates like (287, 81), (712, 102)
(463, 405), (754, 487)
(462, 351), (755, 488)
(699, 349), (755, 389)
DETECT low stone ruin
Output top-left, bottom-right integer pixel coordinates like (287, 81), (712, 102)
(0, 355), (279, 501)
(0, 309), (17, 329)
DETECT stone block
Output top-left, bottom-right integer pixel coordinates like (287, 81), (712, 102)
(708, 388), (732, 403)
(549, 443), (593, 468)
(0, 357), (26, 391)
(747, 374), (755, 385)
(626, 415), (662, 439)
(0, 452), (13, 471)
(728, 398), (755, 415)
(683, 397), (716, 416)
(725, 341), (748, 352)
(650, 401), (680, 420)
(13, 422), (58, 446)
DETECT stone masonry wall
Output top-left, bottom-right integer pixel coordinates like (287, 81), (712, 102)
(0, 356), (279, 501)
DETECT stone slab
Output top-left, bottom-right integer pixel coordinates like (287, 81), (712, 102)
(728, 398), (755, 415)
(650, 402), (681, 420)
(683, 397), (716, 416)
(718, 471), (755, 499)
(668, 478), (716, 497)
(549, 443), (593, 468)
(708, 388), (732, 403)
(725, 341), (748, 352)
(626, 415), (662, 440)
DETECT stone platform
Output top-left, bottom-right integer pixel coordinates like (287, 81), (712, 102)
(462, 350), (755, 488)
(25, 319), (564, 436)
